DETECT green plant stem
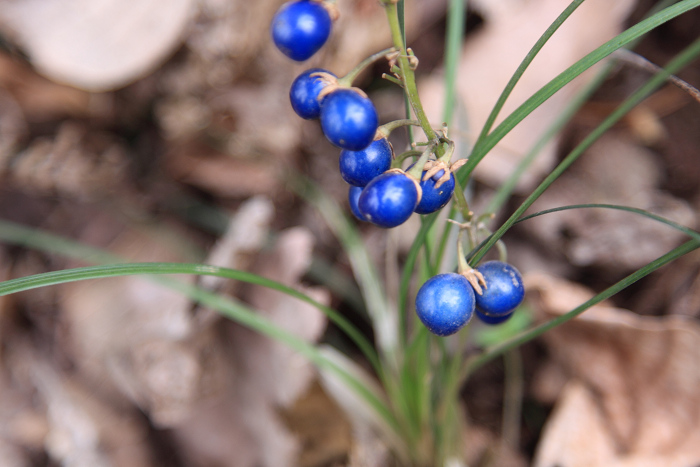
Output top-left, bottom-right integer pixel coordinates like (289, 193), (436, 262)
(463, 238), (700, 376)
(407, 145), (437, 179)
(451, 177), (472, 221)
(378, 119), (422, 138)
(392, 150), (423, 168)
(442, 0), (467, 124)
(338, 47), (396, 87)
(501, 349), (523, 457)
(470, 34), (700, 265)
(384, 1), (438, 143)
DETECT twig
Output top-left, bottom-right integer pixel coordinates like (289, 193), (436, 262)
(612, 48), (700, 105)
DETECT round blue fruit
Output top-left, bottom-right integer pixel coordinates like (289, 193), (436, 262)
(415, 273), (475, 336)
(339, 138), (393, 187)
(290, 68), (335, 119)
(320, 89), (378, 151)
(475, 308), (514, 325)
(415, 171), (455, 214)
(348, 186), (368, 222)
(271, 0), (332, 62)
(358, 171), (418, 228)
(474, 261), (525, 316)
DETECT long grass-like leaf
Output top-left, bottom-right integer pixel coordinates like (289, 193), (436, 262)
(470, 35), (700, 265)
(0, 261), (401, 434)
(517, 204), (700, 242)
(288, 176), (398, 366)
(0, 260), (382, 372)
(473, 0), (585, 145)
(461, 0), (700, 183)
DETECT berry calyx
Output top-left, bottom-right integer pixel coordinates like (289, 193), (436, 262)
(357, 169), (421, 228)
(290, 69), (336, 120)
(339, 137), (393, 187)
(271, 0), (332, 62)
(415, 273), (475, 336)
(320, 88), (379, 151)
(473, 261), (525, 316)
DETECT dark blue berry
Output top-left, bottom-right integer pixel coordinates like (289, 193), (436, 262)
(415, 273), (475, 336)
(474, 261), (525, 316)
(348, 186), (368, 222)
(357, 171), (418, 228)
(339, 138), (393, 187)
(320, 89), (378, 151)
(475, 308), (514, 325)
(271, 0), (332, 61)
(415, 171), (455, 214)
(290, 68), (335, 119)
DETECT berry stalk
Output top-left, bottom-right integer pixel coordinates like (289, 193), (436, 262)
(383, 1), (438, 144)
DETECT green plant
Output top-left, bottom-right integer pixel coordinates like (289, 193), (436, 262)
(1, 0), (700, 465)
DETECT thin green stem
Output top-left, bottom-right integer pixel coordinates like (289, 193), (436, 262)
(451, 176), (472, 221)
(378, 119), (422, 138)
(338, 47), (397, 87)
(501, 349), (523, 457)
(442, 0), (467, 125)
(384, 1), (438, 143)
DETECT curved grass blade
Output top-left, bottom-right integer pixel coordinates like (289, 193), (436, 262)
(287, 176), (397, 365)
(460, 0), (700, 183)
(473, 0), (585, 145)
(0, 261), (400, 434)
(517, 203), (700, 242)
(482, 0), (684, 216)
(470, 34), (700, 265)
(0, 260), (381, 373)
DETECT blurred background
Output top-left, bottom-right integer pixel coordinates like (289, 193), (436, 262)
(0, 0), (699, 465)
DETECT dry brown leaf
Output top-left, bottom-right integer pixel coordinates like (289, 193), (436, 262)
(524, 134), (696, 271)
(6, 122), (129, 200)
(0, 0), (194, 91)
(60, 225), (207, 426)
(173, 225), (330, 467)
(420, 0), (637, 189)
(528, 273), (700, 467)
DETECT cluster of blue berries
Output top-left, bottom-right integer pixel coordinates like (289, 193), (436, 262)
(416, 261), (525, 336)
(272, 0), (458, 230)
(271, 0), (525, 337)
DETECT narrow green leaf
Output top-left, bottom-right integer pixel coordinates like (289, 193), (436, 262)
(473, 0), (585, 144)
(471, 35), (700, 265)
(0, 261), (400, 433)
(461, 0), (700, 183)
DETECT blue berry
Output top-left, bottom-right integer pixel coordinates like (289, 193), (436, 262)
(339, 138), (393, 187)
(357, 171), (418, 228)
(320, 89), (378, 151)
(271, 0), (332, 61)
(415, 273), (475, 336)
(415, 171), (455, 214)
(474, 261), (525, 316)
(290, 69), (335, 119)
(348, 186), (368, 222)
(475, 308), (514, 325)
